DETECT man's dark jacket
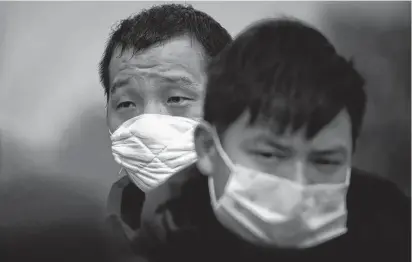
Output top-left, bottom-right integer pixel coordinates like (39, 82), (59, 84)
(107, 175), (145, 239)
(130, 165), (411, 262)
(105, 174), (147, 261)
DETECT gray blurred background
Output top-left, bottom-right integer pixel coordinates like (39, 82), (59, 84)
(0, 1), (410, 261)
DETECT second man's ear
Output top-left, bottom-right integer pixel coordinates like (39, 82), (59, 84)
(194, 123), (216, 176)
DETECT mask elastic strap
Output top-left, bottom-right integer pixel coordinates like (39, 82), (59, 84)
(208, 125), (237, 171)
(208, 177), (220, 208)
(203, 124), (239, 206)
(344, 168), (352, 186)
(117, 167), (124, 178)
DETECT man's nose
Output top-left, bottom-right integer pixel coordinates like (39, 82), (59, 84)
(143, 101), (166, 114)
(278, 161), (308, 185)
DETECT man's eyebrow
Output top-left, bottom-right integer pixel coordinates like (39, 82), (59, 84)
(161, 75), (202, 92)
(263, 139), (291, 152)
(312, 146), (348, 156)
(247, 135), (292, 152)
(110, 78), (131, 93)
(162, 75), (195, 85)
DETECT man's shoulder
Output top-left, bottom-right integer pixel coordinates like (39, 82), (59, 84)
(106, 174), (145, 238)
(348, 168), (410, 246)
(107, 176), (130, 215)
(349, 168), (409, 203)
(112, 175), (134, 190)
(142, 164), (201, 214)
(134, 164), (207, 256)
(107, 175), (143, 215)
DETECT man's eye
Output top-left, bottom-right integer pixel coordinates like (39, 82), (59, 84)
(313, 159), (341, 165)
(116, 101), (136, 110)
(259, 152), (275, 158)
(166, 96), (193, 106)
(252, 151), (286, 159)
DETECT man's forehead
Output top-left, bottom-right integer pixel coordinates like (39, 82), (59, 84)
(109, 35), (207, 84)
(110, 36), (206, 68)
(236, 110), (352, 149)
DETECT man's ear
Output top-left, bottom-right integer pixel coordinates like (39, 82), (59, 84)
(194, 123), (216, 176)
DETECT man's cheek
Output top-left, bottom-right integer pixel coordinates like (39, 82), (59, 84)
(189, 100), (204, 119)
(107, 113), (124, 134)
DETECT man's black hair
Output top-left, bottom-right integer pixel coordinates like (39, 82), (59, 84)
(204, 18), (367, 145)
(99, 3), (232, 101)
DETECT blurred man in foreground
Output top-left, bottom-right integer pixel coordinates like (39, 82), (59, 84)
(135, 18), (411, 262)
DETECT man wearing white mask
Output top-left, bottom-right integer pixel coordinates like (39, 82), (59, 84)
(135, 18), (410, 261)
(98, 3), (232, 252)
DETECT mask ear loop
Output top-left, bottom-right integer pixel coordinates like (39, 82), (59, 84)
(201, 123), (236, 170)
(344, 168), (352, 186)
(200, 122), (238, 208)
(117, 168), (124, 179)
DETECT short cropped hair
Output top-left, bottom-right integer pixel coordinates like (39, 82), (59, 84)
(99, 4), (232, 101)
(204, 18), (367, 145)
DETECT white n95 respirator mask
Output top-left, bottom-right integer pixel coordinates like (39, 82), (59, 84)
(110, 114), (199, 193)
